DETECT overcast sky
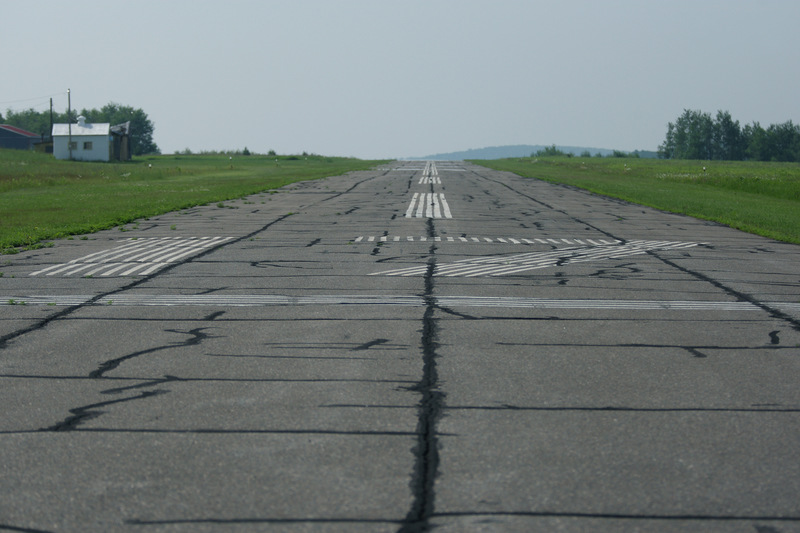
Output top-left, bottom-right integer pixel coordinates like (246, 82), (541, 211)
(3, 0), (799, 159)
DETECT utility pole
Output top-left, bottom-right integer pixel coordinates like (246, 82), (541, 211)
(67, 88), (72, 160)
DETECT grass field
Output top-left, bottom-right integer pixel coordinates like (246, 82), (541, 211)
(472, 156), (800, 245)
(0, 149), (388, 253)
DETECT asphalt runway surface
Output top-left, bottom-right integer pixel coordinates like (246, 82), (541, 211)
(1, 161), (799, 532)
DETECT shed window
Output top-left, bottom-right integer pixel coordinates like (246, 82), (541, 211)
(83, 141), (93, 150)
(68, 141), (77, 150)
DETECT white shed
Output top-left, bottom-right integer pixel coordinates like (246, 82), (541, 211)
(52, 116), (112, 161)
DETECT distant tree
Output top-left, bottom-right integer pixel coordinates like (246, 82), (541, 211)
(661, 109), (800, 162)
(743, 121), (800, 162)
(4, 107), (68, 137)
(81, 102), (159, 155)
(712, 110), (745, 160)
(766, 121), (800, 162)
(534, 145), (567, 157)
(267, 149), (276, 156)
(661, 109), (729, 160)
(742, 122), (765, 161)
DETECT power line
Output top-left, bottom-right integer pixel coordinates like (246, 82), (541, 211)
(0, 91), (68, 107)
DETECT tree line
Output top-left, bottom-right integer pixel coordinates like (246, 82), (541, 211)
(658, 109), (800, 162)
(1, 102), (159, 155)
(533, 145), (644, 158)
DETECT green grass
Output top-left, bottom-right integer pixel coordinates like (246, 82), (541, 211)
(0, 149), (389, 252)
(472, 156), (800, 244)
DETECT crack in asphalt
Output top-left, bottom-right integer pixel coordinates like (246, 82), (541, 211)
(471, 169), (624, 243)
(88, 326), (220, 379)
(400, 218), (444, 533)
(651, 252), (800, 334)
(0, 522), (55, 533)
(41, 390), (168, 432)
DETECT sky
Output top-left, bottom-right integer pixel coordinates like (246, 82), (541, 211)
(3, 0), (799, 159)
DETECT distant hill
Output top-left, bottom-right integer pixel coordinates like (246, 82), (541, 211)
(408, 145), (657, 160)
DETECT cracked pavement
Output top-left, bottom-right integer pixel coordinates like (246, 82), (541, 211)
(1, 162), (800, 532)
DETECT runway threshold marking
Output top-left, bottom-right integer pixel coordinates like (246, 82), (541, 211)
(29, 237), (234, 278)
(371, 240), (701, 277)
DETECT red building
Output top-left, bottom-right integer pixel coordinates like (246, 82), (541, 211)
(0, 124), (41, 151)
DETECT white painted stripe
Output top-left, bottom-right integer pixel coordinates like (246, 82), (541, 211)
(6, 294), (796, 313)
(432, 193), (442, 218)
(354, 232), (628, 242)
(415, 193), (426, 217)
(100, 263), (137, 277)
(48, 263), (97, 277)
(29, 263), (66, 276)
(405, 193), (419, 218)
(439, 194), (452, 218)
(436, 297), (762, 311)
(373, 241), (701, 277)
(119, 263), (153, 276)
(29, 237), (234, 278)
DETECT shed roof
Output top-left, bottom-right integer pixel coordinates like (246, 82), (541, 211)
(0, 124), (39, 137)
(52, 122), (110, 136)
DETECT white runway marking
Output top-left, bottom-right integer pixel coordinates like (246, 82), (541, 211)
(29, 237), (234, 277)
(4, 294), (797, 313)
(353, 236), (621, 244)
(371, 240), (701, 277)
(404, 193), (452, 219)
(423, 161), (438, 178)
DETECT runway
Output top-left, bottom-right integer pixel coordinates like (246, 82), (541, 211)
(2, 160), (799, 532)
